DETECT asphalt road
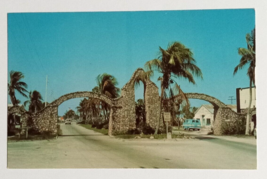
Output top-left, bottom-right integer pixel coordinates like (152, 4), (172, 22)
(7, 122), (257, 169)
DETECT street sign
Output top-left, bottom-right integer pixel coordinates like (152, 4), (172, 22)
(163, 112), (171, 122)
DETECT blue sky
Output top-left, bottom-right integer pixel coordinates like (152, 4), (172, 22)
(7, 9), (255, 116)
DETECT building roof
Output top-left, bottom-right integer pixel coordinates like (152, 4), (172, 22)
(195, 104), (237, 114)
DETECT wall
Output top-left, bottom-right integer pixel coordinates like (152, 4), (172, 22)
(213, 107), (246, 135)
(238, 87), (256, 110)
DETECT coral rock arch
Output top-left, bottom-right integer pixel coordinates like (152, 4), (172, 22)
(173, 93), (244, 135)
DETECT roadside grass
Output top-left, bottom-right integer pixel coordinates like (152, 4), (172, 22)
(115, 134), (178, 139)
(79, 124), (108, 135)
(79, 124), (191, 139)
(8, 133), (57, 142)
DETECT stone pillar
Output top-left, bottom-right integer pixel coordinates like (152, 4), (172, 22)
(145, 80), (161, 130)
(108, 107), (113, 136)
(213, 107), (223, 135)
(120, 83), (136, 132)
(32, 105), (58, 135)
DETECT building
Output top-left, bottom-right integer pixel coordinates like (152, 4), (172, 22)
(236, 86), (256, 129)
(193, 104), (237, 128)
(236, 87), (256, 114)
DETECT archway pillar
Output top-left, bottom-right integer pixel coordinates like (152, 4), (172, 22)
(108, 107), (114, 136)
(32, 105), (58, 135)
(145, 80), (161, 129)
(213, 107), (245, 135)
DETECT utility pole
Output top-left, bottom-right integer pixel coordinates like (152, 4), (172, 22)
(228, 96), (236, 104)
(45, 75), (48, 107)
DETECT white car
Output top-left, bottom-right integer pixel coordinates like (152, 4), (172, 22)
(65, 119), (71, 125)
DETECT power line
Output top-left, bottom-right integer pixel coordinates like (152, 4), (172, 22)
(228, 96), (236, 104)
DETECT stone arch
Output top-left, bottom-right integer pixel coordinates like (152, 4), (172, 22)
(173, 93), (244, 135)
(32, 91), (122, 135)
(117, 68), (161, 132)
(50, 91), (114, 107)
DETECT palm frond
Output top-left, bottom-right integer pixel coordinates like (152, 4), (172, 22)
(144, 59), (162, 72)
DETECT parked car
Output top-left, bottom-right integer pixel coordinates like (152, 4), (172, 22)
(65, 119), (72, 125)
(182, 119), (201, 131)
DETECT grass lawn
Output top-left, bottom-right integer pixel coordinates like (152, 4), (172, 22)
(79, 124), (108, 135)
(79, 124), (189, 139)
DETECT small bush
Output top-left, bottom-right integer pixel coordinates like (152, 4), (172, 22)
(126, 128), (141, 135)
(142, 125), (155, 134)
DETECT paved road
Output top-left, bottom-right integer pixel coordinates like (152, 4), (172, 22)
(7, 123), (257, 169)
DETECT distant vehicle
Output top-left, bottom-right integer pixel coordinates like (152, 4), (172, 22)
(65, 119), (72, 125)
(182, 119), (201, 131)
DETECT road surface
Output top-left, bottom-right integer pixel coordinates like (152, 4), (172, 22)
(7, 122), (257, 169)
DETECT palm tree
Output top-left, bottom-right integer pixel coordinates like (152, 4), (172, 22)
(96, 73), (120, 98)
(24, 90), (43, 114)
(145, 42), (203, 134)
(94, 73), (120, 123)
(135, 99), (145, 128)
(234, 28), (255, 135)
(8, 71), (28, 106)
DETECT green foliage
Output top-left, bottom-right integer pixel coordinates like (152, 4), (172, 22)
(24, 90), (44, 113)
(63, 109), (76, 119)
(145, 41), (203, 134)
(96, 73), (120, 98)
(182, 106), (198, 119)
(79, 124), (108, 135)
(135, 99), (145, 127)
(8, 71), (28, 106)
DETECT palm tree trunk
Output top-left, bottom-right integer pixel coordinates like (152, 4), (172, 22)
(245, 80), (253, 135)
(154, 83), (164, 135)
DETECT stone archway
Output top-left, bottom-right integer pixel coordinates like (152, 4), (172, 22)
(173, 93), (245, 135)
(113, 68), (161, 133)
(31, 91), (122, 135)
(31, 68), (244, 136)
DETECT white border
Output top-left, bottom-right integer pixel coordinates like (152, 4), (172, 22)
(1, 0), (267, 179)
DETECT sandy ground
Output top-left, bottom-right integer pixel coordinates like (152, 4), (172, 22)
(7, 122), (257, 169)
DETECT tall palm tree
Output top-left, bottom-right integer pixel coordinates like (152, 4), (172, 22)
(24, 90), (43, 114)
(135, 99), (145, 127)
(94, 73), (120, 122)
(145, 42), (203, 134)
(8, 71), (28, 106)
(234, 28), (255, 135)
(96, 73), (120, 98)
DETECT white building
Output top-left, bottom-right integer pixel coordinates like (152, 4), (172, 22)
(236, 87), (256, 113)
(193, 104), (237, 128)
